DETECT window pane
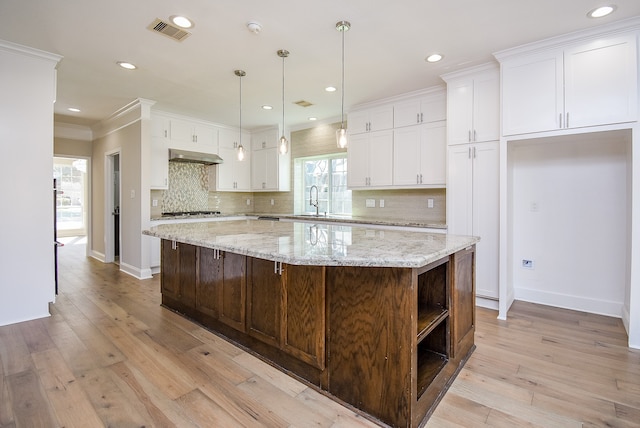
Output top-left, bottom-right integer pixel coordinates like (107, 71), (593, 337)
(298, 154), (351, 215)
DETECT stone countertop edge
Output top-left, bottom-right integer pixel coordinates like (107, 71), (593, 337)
(150, 213), (447, 230)
(143, 220), (477, 269)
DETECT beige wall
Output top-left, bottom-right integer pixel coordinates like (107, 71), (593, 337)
(54, 137), (92, 158)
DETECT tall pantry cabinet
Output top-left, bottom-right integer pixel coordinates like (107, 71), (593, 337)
(442, 64), (500, 302)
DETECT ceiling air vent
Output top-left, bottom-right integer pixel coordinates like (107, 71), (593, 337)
(294, 100), (313, 107)
(147, 18), (191, 42)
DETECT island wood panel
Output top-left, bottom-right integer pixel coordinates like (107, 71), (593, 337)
(450, 246), (475, 359)
(218, 251), (247, 332)
(327, 266), (414, 428)
(247, 257), (282, 347)
(281, 264), (326, 370)
(161, 240), (196, 307)
(196, 247), (221, 319)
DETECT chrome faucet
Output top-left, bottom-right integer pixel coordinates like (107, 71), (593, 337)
(309, 185), (319, 216)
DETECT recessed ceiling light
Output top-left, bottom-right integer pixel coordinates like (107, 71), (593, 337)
(308, 117), (317, 121)
(325, 86), (337, 92)
(425, 54), (443, 63)
(170, 15), (194, 29)
(588, 5), (616, 18)
(117, 61), (137, 70)
(262, 105), (273, 110)
(67, 107), (80, 113)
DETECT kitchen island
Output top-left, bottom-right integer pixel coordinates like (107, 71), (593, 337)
(143, 219), (478, 428)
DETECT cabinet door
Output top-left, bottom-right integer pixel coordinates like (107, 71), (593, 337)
(197, 247), (222, 318)
(234, 150), (252, 191)
(252, 128), (279, 150)
(215, 147), (237, 190)
(367, 130), (393, 187)
(564, 34), (638, 129)
(282, 265), (326, 369)
(419, 121), (446, 186)
(178, 243), (197, 307)
(472, 141), (499, 299)
(152, 116), (170, 138)
(161, 240), (180, 299)
(251, 148), (279, 191)
(472, 72), (500, 142)
(393, 127), (421, 185)
(219, 129), (240, 150)
(347, 110), (369, 134)
(193, 124), (217, 148)
(447, 79), (474, 145)
(394, 98), (421, 128)
(219, 252), (246, 332)
(347, 133), (369, 188)
(170, 119), (194, 144)
(446, 145), (473, 236)
(369, 105), (394, 131)
(450, 246), (475, 359)
(501, 50), (564, 135)
(150, 137), (168, 189)
(247, 257), (282, 347)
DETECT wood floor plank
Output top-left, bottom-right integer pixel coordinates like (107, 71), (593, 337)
(176, 388), (245, 427)
(5, 369), (58, 427)
(0, 325), (32, 376)
(0, 354), (15, 427)
(31, 348), (104, 427)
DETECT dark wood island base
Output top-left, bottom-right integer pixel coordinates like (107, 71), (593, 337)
(159, 239), (476, 428)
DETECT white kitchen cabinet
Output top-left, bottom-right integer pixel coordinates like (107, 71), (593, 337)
(447, 141), (499, 299)
(250, 126), (290, 191)
(393, 89), (446, 128)
(150, 136), (169, 189)
(348, 105), (394, 134)
(152, 115), (170, 138)
(442, 64), (499, 145)
(393, 121), (446, 187)
(500, 33), (637, 136)
(170, 118), (218, 150)
(215, 129), (251, 191)
(347, 130), (393, 188)
(251, 128), (279, 150)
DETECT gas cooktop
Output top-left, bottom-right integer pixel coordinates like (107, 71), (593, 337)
(161, 211), (221, 217)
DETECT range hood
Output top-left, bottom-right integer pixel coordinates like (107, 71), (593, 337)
(168, 148), (223, 165)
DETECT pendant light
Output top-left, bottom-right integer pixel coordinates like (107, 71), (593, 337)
(277, 49), (289, 155)
(235, 69), (246, 161)
(336, 20), (350, 148)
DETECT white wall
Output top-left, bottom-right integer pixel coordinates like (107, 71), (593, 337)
(509, 130), (630, 317)
(0, 41), (61, 326)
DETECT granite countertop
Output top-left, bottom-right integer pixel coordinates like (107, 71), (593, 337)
(151, 213), (447, 230)
(143, 219), (477, 268)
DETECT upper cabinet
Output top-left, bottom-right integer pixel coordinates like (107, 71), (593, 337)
(214, 129), (251, 192)
(393, 89), (446, 128)
(441, 64), (500, 145)
(169, 118), (218, 150)
(348, 105), (394, 134)
(393, 121), (446, 188)
(347, 130), (394, 189)
(499, 32), (638, 136)
(251, 127), (290, 192)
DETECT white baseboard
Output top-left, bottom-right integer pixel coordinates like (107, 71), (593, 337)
(90, 250), (105, 262)
(151, 266), (160, 275)
(514, 287), (623, 318)
(120, 262), (152, 280)
(476, 296), (498, 310)
(621, 304), (630, 335)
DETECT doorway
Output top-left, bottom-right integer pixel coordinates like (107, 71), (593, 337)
(53, 157), (89, 238)
(105, 150), (121, 264)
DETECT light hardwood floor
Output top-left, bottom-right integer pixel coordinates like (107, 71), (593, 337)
(1, 238), (639, 427)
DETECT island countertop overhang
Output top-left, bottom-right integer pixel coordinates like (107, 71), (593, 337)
(143, 219), (479, 269)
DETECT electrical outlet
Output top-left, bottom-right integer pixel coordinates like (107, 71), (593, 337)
(522, 259), (534, 269)
(130, 189), (135, 199)
(152, 199), (158, 207)
(379, 199), (385, 208)
(365, 199), (376, 208)
(427, 198), (434, 208)
(246, 198), (251, 206)
(270, 199), (275, 206)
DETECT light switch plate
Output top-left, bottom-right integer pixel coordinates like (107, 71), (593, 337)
(365, 199), (375, 208)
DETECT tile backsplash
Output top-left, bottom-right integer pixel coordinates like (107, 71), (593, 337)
(161, 163), (209, 212)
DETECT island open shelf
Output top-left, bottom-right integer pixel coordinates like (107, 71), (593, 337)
(144, 220), (477, 427)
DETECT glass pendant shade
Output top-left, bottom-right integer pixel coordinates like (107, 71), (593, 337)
(336, 127), (348, 149)
(235, 69), (246, 161)
(279, 135), (288, 155)
(237, 143), (246, 161)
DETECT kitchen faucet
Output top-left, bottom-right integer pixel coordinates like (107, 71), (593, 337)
(309, 185), (319, 216)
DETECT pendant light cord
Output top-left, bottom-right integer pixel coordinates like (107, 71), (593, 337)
(340, 27), (345, 127)
(282, 54), (285, 132)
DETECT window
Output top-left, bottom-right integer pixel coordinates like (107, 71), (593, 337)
(54, 157), (88, 236)
(295, 154), (351, 215)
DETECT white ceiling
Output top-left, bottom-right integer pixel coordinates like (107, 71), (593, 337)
(1, 0), (639, 131)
